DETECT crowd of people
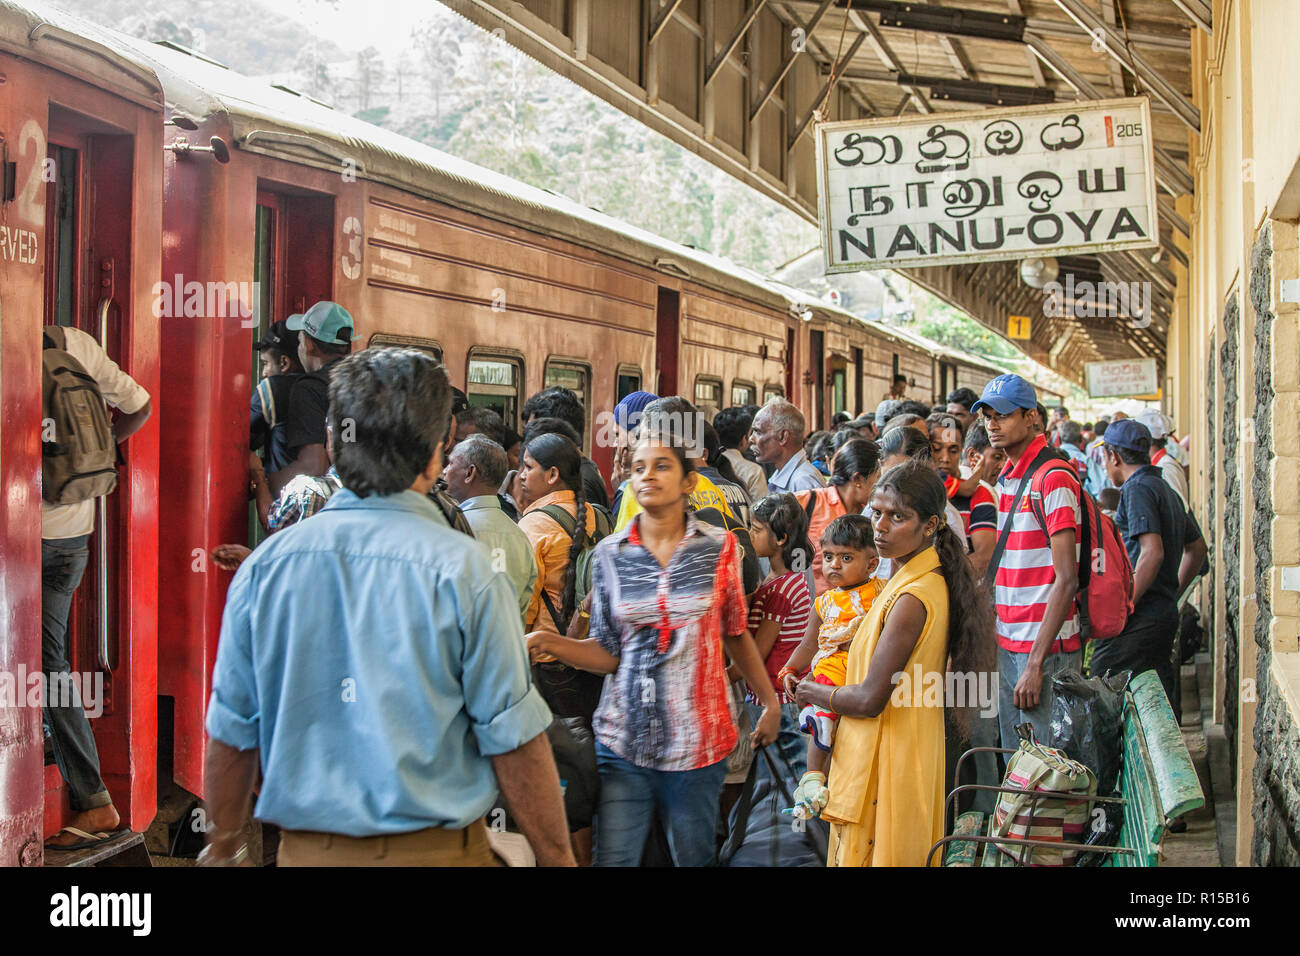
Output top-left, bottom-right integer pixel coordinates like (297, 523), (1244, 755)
(170, 305), (1211, 867)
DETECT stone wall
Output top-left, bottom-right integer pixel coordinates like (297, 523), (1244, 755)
(1219, 295), (1240, 773)
(1249, 225), (1300, 864)
(1206, 331), (1216, 648)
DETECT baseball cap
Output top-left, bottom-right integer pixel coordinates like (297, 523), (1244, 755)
(970, 374), (1038, 416)
(255, 318), (300, 354)
(874, 399), (902, 429)
(1134, 408), (1168, 440)
(614, 390), (658, 430)
(1102, 418), (1153, 453)
(286, 300), (357, 344)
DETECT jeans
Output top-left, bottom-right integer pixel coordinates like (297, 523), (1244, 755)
(997, 646), (1082, 751)
(593, 742), (728, 866)
(1089, 611), (1179, 709)
(744, 700), (806, 780)
(41, 535), (110, 811)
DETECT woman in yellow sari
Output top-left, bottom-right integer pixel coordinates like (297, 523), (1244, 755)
(795, 460), (994, 866)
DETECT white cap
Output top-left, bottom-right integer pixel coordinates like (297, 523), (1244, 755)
(1135, 407), (1167, 440)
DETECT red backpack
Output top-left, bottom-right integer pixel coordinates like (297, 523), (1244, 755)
(1026, 458), (1134, 642)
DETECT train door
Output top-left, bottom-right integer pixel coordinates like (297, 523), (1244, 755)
(39, 106), (160, 843)
(784, 327), (795, 403)
(655, 287), (679, 396)
(809, 329), (825, 431)
(852, 346), (863, 418)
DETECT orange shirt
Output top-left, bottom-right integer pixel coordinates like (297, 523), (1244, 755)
(518, 490), (599, 632)
(794, 486), (849, 595)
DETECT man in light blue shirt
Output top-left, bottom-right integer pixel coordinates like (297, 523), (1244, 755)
(444, 433), (539, 624)
(202, 349), (573, 867)
(750, 398), (825, 494)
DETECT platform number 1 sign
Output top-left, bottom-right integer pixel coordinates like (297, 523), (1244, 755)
(1007, 314), (1032, 340)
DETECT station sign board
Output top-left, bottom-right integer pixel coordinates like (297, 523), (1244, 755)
(816, 97), (1158, 273)
(1085, 357), (1159, 398)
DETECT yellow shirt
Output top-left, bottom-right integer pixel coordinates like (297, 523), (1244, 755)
(613, 470), (733, 531)
(821, 547), (950, 867)
(518, 490), (599, 632)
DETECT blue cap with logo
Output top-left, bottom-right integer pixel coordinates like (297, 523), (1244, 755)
(970, 374), (1038, 416)
(1102, 418), (1153, 453)
(286, 300), (357, 344)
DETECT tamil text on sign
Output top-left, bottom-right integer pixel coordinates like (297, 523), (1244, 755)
(816, 97), (1158, 273)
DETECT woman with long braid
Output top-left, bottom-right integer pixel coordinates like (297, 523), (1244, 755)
(517, 433), (594, 633)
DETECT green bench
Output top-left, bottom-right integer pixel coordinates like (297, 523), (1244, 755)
(928, 670), (1204, 867)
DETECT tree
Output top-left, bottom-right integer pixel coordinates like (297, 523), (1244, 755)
(355, 46), (385, 112)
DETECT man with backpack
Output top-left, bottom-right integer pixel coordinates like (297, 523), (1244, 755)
(974, 375), (1086, 750)
(1091, 419), (1207, 706)
(41, 324), (151, 848)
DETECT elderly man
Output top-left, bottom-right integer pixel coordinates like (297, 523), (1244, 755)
(750, 398), (825, 494)
(202, 349), (573, 867)
(444, 433), (539, 624)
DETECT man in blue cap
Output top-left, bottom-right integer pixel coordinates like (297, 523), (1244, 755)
(1091, 418), (1207, 706)
(972, 373), (1084, 749)
(272, 301), (356, 495)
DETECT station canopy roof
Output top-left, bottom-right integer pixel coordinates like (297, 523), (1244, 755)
(444, 0), (1200, 384)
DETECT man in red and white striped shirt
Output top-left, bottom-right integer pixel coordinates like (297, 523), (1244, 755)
(973, 374), (1083, 750)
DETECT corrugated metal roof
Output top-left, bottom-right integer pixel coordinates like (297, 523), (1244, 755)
(0, 0), (162, 107)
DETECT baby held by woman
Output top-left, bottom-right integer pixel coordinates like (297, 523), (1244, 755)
(779, 514), (881, 819)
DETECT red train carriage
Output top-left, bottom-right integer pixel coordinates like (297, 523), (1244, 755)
(1, 2), (1036, 863)
(113, 35), (824, 796)
(0, 1), (162, 866)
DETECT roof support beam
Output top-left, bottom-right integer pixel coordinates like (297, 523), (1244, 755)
(1171, 0), (1212, 36)
(1004, 0), (1046, 86)
(790, 30), (868, 140)
(752, 0), (834, 121)
(1050, 0), (1200, 133)
(706, 0), (769, 87)
(649, 0), (686, 45)
(848, 6), (933, 112)
(1157, 195), (1190, 237)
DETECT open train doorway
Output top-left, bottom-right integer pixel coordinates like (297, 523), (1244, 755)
(36, 102), (159, 856)
(655, 287), (679, 396)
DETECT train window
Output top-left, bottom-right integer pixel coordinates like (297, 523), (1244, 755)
(368, 332), (443, 362)
(731, 380), (756, 407)
(763, 384), (784, 403)
(467, 352), (523, 431)
(545, 359), (591, 452)
(694, 376), (723, 418)
(616, 365), (642, 403)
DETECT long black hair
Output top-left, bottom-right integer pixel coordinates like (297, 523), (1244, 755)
(522, 432), (586, 627)
(873, 460), (994, 734)
(829, 437), (881, 486)
(751, 493), (814, 571)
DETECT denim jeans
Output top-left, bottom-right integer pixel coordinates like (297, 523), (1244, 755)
(593, 742), (728, 866)
(42, 535), (110, 811)
(997, 646), (1082, 751)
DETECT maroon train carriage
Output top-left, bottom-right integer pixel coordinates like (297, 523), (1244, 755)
(0, 0), (1055, 866)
